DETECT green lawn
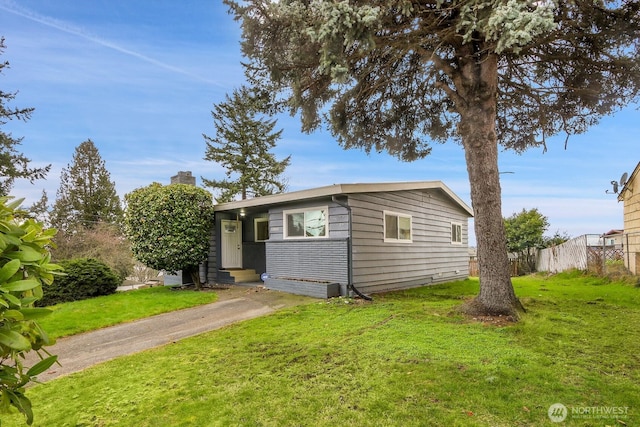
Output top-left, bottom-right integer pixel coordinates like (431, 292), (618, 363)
(39, 286), (218, 339)
(4, 272), (640, 426)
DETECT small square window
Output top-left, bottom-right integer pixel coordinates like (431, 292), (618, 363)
(255, 218), (269, 242)
(284, 207), (328, 239)
(384, 211), (412, 243)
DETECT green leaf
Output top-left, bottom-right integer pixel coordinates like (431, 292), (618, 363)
(26, 355), (58, 377)
(0, 259), (21, 283)
(2, 309), (24, 321)
(5, 246), (43, 262)
(7, 389), (34, 425)
(4, 293), (21, 306)
(5, 198), (24, 211)
(19, 308), (52, 320)
(0, 329), (31, 350)
(19, 296), (38, 306)
(0, 278), (40, 292)
(0, 233), (22, 248)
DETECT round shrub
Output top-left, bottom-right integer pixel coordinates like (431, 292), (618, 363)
(39, 258), (121, 306)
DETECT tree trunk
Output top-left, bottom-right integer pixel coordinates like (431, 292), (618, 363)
(456, 49), (523, 317)
(188, 267), (202, 291)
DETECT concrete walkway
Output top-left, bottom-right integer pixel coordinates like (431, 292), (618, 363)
(26, 285), (316, 383)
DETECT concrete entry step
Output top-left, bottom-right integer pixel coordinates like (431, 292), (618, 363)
(221, 269), (261, 283)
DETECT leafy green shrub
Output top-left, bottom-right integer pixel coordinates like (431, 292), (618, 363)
(39, 258), (120, 306)
(0, 197), (62, 425)
(124, 183), (214, 289)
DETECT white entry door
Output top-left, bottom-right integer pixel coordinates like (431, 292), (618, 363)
(221, 220), (243, 269)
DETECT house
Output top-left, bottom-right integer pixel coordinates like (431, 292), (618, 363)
(618, 161), (640, 275)
(600, 229), (625, 248)
(206, 181), (473, 298)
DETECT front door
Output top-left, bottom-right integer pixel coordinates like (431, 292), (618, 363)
(221, 220), (243, 269)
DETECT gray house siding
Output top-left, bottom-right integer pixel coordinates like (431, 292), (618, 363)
(207, 212), (268, 283)
(206, 225), (217, 283)
(349, 190), (469, 294)
(266, 200), (349, 240)
(264, 201), (350, 295)
(265, 239), (349, 296)
(209, 182), (471, 297)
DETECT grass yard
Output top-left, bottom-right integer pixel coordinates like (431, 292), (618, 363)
(3, 272), (640, 426)
(38, 286), (218, 339)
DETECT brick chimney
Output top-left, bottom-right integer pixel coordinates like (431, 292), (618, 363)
(171, 171), (196, 186)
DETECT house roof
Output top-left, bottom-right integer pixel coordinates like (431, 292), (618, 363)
(603, 229), (624, 236)
(214, 181), (474, 217)
(618, 161), (639, 202)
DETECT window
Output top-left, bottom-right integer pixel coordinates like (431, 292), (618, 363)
(384, 211), (412, 242)
(451, 223), (462, 244)
(284, 207), (328, 238)
(255, 218), (269, 242)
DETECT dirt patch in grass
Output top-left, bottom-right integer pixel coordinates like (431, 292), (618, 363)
(466, 314), (518, 327)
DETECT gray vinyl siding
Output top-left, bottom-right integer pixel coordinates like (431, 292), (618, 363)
(267, 201), (349, 240)
(265, 239), (349, 294)
(264, 200), (350, 294)
(349, 189), (469, 294)
(211, 189), (470, 295)
(206, 224), (217, 283)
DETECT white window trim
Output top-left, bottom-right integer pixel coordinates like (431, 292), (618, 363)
(283, 206), (329, 239)
(254, 217), (269, 242)
(451, 222), (463, 244)
(383, 210), (413, 243)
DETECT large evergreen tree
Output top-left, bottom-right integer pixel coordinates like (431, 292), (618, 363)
(225, 0), (640, 316)
(51, 139), (123, 232)
(0, 37), (50, 196)
(202, 85), (291, 203)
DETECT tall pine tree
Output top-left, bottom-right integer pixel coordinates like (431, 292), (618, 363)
(51, 139), (123, 232)
(225, 0), (640, 316)
(202, 86), (290, 203)
(0, 37), (50, 195)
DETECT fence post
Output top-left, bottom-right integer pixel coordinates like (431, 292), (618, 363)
(602, 234), (606, 275)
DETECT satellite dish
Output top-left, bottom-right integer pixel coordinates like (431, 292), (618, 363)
(611, 180), (619, 194)
(620, 172), (629, 187)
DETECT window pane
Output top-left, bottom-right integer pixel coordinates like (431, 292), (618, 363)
(399, 216), (411, 240)
(287, 213), (304, 237)
(256, 220), (269, 241)
(452, 224), (461, 243)
(305, 209), (326, 237)
(385, 214), (398, 239)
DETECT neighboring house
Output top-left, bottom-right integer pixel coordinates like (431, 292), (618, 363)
(207, 181), (473, 298)
(600, 229), (625, 248)
(618, 161), (640, 275)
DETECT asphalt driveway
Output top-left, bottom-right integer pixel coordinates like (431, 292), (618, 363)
(25, 285), (316, 383)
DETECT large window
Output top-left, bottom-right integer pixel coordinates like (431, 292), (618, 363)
(284, 207), (328, 238)
(254, 218), (269, 242)
(451, 222), (462, 244)
(384, 211), (412, 242)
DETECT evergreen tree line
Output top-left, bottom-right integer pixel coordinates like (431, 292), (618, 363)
(2, 36), (292, 286)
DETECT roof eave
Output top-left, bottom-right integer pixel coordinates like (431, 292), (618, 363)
(214, 181), (473, 217)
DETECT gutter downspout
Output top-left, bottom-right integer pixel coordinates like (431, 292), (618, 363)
(332, 196), (372, 301)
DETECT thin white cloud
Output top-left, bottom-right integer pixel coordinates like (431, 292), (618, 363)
(0, 0), (226, 87)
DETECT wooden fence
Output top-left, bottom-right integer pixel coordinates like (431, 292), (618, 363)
(468, 259), (519, 277)
(470, 233), (638, 277)
(537, 235), (589, 273)
(537, 233), (635, 275)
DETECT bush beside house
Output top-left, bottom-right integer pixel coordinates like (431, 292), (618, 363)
(39, 258), (120, 306)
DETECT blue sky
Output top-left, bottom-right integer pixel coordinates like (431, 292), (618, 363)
(1, 0), (637, 246)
